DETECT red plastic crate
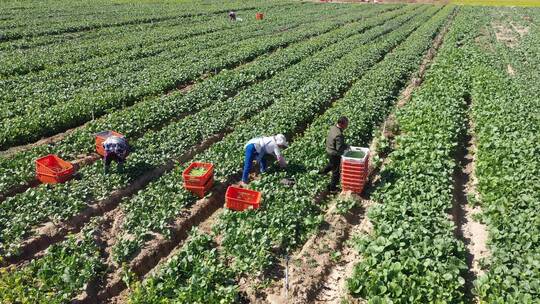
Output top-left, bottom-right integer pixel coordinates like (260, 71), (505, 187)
(35, 154), (75, 184)
(341, 171), (368, 180)
(225, 186), (261, 211)
(341, 176), (366, 187)
(342, 184), (365, 193)
(184, 177), (214, 198)
(341, 170), (368, 178)
(341, 160), (369, 170)
(95, 130), (124, 157)
(183, 162), (214, 186)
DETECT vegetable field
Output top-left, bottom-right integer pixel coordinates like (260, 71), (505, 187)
(0, 0), (538, 303)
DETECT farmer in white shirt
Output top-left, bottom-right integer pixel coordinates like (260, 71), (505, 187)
(241, 134), (288, 185)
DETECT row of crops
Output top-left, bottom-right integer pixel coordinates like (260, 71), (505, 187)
(0, 3), (402, 194)
(469, 7), (540, 302)
(348, 8), (474, 302)
(0, 2), (447, 301)
(0, 2), (373, 149)
(347, 5), (539, 303)
(0, 3), (412, 258)
(0, 0), (538, 303)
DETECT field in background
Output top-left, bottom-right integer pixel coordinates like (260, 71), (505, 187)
(451, 0), (540, 7)
(0, 1), (538, 303)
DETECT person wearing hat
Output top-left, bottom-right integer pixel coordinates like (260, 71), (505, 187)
(240, 134), (288, 185)
(103, 135), (129, 174)
(319, 116), (349, 192)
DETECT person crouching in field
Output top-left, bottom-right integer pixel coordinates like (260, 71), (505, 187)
(228, 11), (236, 21)
(240, 134), (288, 186)
(103, 135), (129, 174)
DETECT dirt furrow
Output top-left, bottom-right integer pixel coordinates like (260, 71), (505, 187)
(1, 133), (226, 267)
(0, 80), (197, 159)
(450, 97), (489, 303)
(313, 206), (371, 304)
(0, 153), (100, 203)
(260, 9), (456, 303)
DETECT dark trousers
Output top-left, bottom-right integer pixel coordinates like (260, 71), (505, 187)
(321, 154), (341, 189)
(104, 152), (124, 168)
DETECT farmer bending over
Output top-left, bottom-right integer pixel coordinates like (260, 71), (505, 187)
(241, 134), (288, 185)
(228, 11), (236, 21)
(103, 135), (129, 174)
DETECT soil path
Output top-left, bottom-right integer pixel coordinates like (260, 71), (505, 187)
(0, 153), (100, 203)
(313, 210), (371, 304)
(450, 100), (490, 302)
(0, 81), (196, 159)
(2, 133), (225, 267)
(262, 8), (457, 303)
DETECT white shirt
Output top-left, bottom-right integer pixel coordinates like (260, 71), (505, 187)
(103, 136), (128, 156)
(245, 136), (283, 159)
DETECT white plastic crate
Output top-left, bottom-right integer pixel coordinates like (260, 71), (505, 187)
(341, 146), (369, 164)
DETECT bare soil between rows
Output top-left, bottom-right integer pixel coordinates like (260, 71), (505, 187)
(75, 182), (230, 303)
(2, 133), (225, 267)
(450, 96), (489, 303)
(256, 9), (456, 303)
(0, 153), (99, 203)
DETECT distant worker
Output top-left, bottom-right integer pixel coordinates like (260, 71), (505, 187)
(319, 116), (349, 192)
(228, 11), (236, 21)
(241, 134), (288, 185)
(103, 135), (129, 174)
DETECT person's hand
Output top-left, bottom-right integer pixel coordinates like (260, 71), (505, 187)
(238, 181), (248, 188)
(278, 157), (287, 168)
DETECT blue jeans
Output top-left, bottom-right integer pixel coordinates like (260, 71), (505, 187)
(242, 143), (266, 183)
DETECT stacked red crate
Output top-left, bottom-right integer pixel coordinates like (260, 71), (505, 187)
(182, 162), (214, 198)
(340, 147), (369, 193)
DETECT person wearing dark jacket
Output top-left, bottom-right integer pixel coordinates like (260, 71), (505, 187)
(319, 116), (349, 191)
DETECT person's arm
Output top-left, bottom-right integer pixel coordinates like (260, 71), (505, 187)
(115, 140), (124, 158)
(273, 146), (287, 168)
(335, 133), (346, 155)
(259, 156), (267, 173)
